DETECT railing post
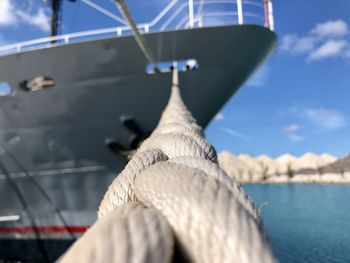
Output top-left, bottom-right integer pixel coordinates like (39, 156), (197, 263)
(236, 0), (243, 25)
(197, 0), (204, 28)
(264, 0), (269, 29)
(117, 27), (122, 36)
(144, 24), (149, 33)
(264, 0), (274, 30)
(188, 0), (194, 28)
(198, 18), (203, 28)
(268, 0), (274, 31)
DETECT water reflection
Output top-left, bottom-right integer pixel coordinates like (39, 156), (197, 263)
(243, 184), (350, 263)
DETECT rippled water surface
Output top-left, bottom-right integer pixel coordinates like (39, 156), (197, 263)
(243, 184), (350, 263)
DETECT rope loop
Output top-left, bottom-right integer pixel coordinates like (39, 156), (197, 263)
(59, 69), (277, 263)
(61, 202), (174, 263)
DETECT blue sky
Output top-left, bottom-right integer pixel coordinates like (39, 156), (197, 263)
(207, 0), (350, 158)
(0, 0), (350, 157)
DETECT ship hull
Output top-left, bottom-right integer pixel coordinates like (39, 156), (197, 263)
(0, 25), (276, 262)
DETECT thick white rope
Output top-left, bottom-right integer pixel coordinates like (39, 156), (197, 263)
(60, 203), (173, 263)
(135, 162), (274, 263)
(59, 70), (276, 263)
(99, 149), (168, 218)
(167, 156), (259, 221)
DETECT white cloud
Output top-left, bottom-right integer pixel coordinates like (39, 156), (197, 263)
(221, 127), (250, 141)
(311, 20), (348, 38)
(286, 107), (345, 136)
(0, 0), (50, 32)
(16, 8), (50, 32)
(281, 35), (297, 51)
(308, 40), (347, 61)
(282, 124), (300, 133)
(304, 108), (346, 131)
(287, 133), (304, 142)
(0, 0), (16, 25)
(282, 124), (303, 142)
(293, 37), (318, 54)
(281, 19), (350, 61)
(281, 35), (318, 54)
(214, 112), (225, 121)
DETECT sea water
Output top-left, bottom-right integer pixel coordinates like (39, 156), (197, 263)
(243, 184), (350, 263)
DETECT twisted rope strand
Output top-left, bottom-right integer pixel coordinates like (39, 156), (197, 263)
(60, 203), (174, 263)
(59, 69), (277, 263)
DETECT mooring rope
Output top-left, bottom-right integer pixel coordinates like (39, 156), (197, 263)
(59, 70), (276, 263)
(113, 0), (158, 66)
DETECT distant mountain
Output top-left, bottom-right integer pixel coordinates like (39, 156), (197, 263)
(320, 153), (338, 165)
(319, 155), (350, 173)
(298, 152), (323, 169)
(218, 151), (339, 181)
(219, 151), (250, 176)
(275, 154), (299, 172)
(256, 155), (279, 175)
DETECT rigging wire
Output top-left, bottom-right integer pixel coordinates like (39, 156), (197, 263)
(0, 155), (50, 263)
(113, 0), (158, 68)
(1, 146), (76, 240)
(197, 0), (205, 25)
(81, 0), (127, 25)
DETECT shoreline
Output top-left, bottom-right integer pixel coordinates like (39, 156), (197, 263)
(218, 151), (350, 185)
(237, 173), (350, 184)
(241, 181), (350, 184)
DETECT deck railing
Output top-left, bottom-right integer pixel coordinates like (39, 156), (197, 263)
(0, 0), (274, 56)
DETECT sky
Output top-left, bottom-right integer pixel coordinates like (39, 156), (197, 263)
(0, 0), (350, 158)
(207, 0), (350, 158)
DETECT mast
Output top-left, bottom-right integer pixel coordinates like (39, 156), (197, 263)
(44, 0), (77, 37)
(50, 0), (62, 37)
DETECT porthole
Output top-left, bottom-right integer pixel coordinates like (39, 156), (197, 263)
(0, 82), (12, 96)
